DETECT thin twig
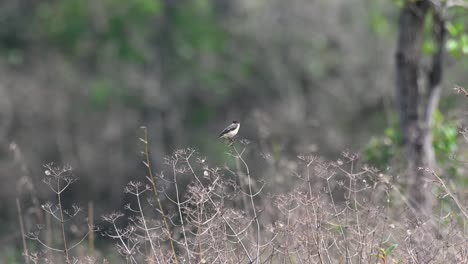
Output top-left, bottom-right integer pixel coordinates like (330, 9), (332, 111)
(16, 198), (30, 264)
(141, 126), (179, 263)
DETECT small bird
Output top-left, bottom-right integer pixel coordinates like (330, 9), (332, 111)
(218, 120), (240, 143)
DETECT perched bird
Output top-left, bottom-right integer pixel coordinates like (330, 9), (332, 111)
(218, 120), (240, 143)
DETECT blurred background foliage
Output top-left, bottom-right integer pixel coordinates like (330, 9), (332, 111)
(0, 0), (467, 260)
(364, 110), (460, 176)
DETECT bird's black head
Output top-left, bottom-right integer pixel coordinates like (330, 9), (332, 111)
(232, 120), (239, 124)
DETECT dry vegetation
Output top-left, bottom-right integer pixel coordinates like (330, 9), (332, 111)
(15, 123), (468, 264)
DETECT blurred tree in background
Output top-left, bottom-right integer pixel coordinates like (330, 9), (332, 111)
(395, 0), (446, 216)
(0, 0), (467, 258)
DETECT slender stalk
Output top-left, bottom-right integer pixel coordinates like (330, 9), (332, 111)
(282, 205), (291, 264)
(57, 179), (70, 263)
(88, 201), (95, 257)
(172, 161), (191, 263)
(112, 222), (138, 264)
(197, 205), (203, 262)
(431, 170), (468, 219)
(233, 145), (261, 264)
(46, 212), (53, 262)
(306, 205), (324, 264)
(135, 188), (159, 263)
(16, 198), (30, 264)
(325, 176), (349, 259)
(141, 126), (178, 263)
(235, 157), (251, 222)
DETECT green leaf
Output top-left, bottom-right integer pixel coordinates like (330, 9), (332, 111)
(369, 14), (390, 35)
(446, 38), (461, 58)
(460, 34), (468, 45)
(433, 110), (443, 123)
(446, 38), (459, 51)
(393, 0), (405, 8)
(423, 39), (436, 55)
(446, 21), (464, 37)
(132, 0), (161, 16)
(384, 244), (398, 256)
(462, 44), (468, 55)
(90, 80), (113, 108)
(460, 34), (468, 54)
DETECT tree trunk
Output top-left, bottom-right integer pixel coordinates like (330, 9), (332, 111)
(395, 1), (445, 216)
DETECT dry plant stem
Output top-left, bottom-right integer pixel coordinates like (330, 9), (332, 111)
(454, 86), (468, 98)
(88, 201), (94, 257)
(141, 126), (178, 263)
(184, 153), (253, 263)
(233, 154), (254, 250)
(57, 179), (71, 263)
(135, 188), (159, 262)
(172, 161), (191, 263)
(235, 157), (251, 224)
(348, 162), (364, 261)
(306, 203), (324, 264)
(306, 161), (314, 200)
(10, 143), (45, 228)
(305, 160), (325, 264)
(16, 198), (30, 264)
(196, 205), (203, 262)
(282, 205), (292, 264)
(325, 176), (350, 262)
(431, 170), (468, 219)
(112, 222), (138, 264)
(232, 144), (261, 264)
(45, 212), (54, 263)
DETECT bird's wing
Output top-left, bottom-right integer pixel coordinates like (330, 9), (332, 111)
(219, 123), (238, 137)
